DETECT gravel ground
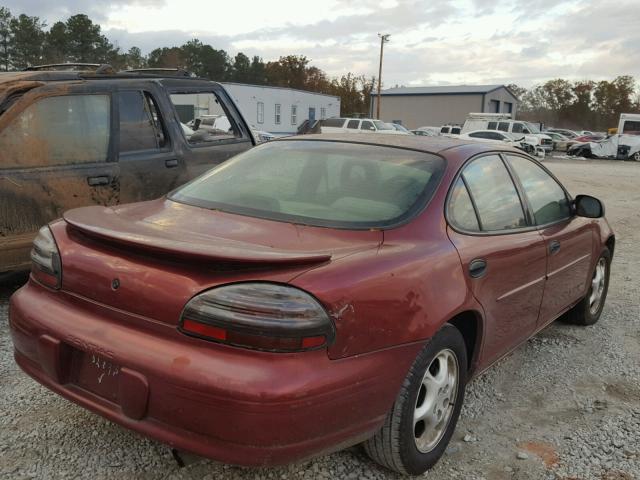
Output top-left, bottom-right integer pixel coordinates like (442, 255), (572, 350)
(1, 157), (639, 480)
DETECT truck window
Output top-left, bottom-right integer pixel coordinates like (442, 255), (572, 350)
(622, 120), (640, 135)
(512, 123), (524, 133)
(322, 118), (346, 127)
(170, 92), (241, 145)
(347, 120), (359, 129)
(440, 126), (449, 134)
(487, 122), (497, 129)
(361, 120), (375, 131)
(497, 122), (510, 132)
(0, 94), (110, 168)
(451, 127), (461, 135)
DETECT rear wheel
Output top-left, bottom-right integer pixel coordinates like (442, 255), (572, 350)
(564, 249), (611, 325)
(363, 324), (467, 475)
(632, 151), (640, 162)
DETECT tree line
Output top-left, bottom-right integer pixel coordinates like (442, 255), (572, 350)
(2, 5), (638, 127)
(0, 6), (374, 116)
(509, 76), (640, 131)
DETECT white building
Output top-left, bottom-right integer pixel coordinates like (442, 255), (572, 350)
(221, 83), (341, 134)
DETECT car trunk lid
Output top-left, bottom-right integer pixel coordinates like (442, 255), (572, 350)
(53, 199), (382, 325)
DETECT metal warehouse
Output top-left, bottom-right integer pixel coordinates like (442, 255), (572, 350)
(221, 83), (341, 134)
(371, 85), (519, 129)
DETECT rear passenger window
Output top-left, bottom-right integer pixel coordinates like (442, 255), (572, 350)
(170, 92), (241, 145)
(347, 120), (359, 129)
(497, 122), (510, 132)
(119, 91), (167, 153)
(462, 155), (527, 231)
(448, 178), (480, 231)
(0, 94), (110, 168)
(321, 118), (346, 128)
(487, 122), (497, 129)
(506, 155), (571, 225)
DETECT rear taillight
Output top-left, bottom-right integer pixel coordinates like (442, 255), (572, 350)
(30, 225), (62, 289)
(179, 282), (335, 352)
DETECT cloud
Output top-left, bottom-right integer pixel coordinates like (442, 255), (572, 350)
(1, 1), (166, 23)
(2, 0), (638, 88)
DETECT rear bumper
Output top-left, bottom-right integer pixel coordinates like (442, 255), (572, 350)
(9, 281), (422, 466)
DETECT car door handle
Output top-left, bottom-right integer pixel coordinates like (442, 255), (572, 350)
(469, 259), (487, 278)
(549, 240), (561, 255)
(87, 176), (110, 186)
(165, 159), (179, 168)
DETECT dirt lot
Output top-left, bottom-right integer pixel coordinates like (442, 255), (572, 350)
(1, 158), (639, 480)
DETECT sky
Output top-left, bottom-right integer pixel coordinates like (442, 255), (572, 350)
(4, 0), (640, 88)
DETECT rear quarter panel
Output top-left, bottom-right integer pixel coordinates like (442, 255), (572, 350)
(292, 158), (479, 359)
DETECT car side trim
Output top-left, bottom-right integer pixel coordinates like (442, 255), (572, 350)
(496, 275), (546, 302)
(546, 253), (590, 279)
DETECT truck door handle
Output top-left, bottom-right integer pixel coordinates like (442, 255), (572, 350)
(469, 259), (487, 278)
(87, 176), (110, 186)
(165, 159), (179, 168)
(549, 240), (561, 255)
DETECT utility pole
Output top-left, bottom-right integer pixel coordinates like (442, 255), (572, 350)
(376, 33), (390, 119)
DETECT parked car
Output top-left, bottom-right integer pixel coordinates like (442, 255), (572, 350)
(568, 114), (640, 161)
(10, 134), (614, 475)
(187, 114), (232, 134)
(462, 114), (554, 152)
(416, 126), (441, 136)
(459, 130), (544, 157)
(545, 132), (577, 151)
(546, 128), (579, 139)
(411, 129), (437, 136)
(439, 125), (461, 137)
(574, 134), (606, 143)
(251, 128), (276, 143)
(388, 123), (412, 134)
(318, 117), (407, 135)
(0, 65), (255, 276)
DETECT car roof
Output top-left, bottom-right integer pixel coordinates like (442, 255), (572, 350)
(276, 133), (508, 156)
(0, 71), (217, 87)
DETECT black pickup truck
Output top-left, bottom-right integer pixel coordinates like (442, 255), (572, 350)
(0, 65), (256, 275)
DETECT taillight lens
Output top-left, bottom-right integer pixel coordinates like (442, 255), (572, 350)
(179, 283), (335, 352)
(30, 226), (62, 289)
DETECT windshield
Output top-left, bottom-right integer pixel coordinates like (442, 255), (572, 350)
(170, 140), (445, 229)
(373, 120), (393, 130)
(392, 123), (410, 132)
(524, 122), (541, 134)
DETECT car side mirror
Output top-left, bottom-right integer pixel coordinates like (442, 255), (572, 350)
(575, 195), (604, 218)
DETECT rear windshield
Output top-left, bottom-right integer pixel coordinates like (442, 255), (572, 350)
(170, 140), (445, 229)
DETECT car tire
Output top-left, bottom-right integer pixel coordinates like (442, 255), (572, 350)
(363, 324), (467, 475)
(564, 248), (611, 326)
(632, 151), (640, 162)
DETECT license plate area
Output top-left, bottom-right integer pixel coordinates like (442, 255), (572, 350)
(70, 349), (121, 403)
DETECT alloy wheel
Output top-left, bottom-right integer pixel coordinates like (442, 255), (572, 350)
(413, 349), (459, 453)
(589, 257), (607, 315)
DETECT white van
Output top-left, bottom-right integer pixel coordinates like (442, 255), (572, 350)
(462, 113), (553, 152)
(318, 118), (408, 135)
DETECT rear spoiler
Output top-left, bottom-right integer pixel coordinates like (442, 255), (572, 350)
(63, 206), (332, 266)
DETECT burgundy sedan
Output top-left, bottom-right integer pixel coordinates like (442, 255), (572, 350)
(10, 135), (614, 475)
